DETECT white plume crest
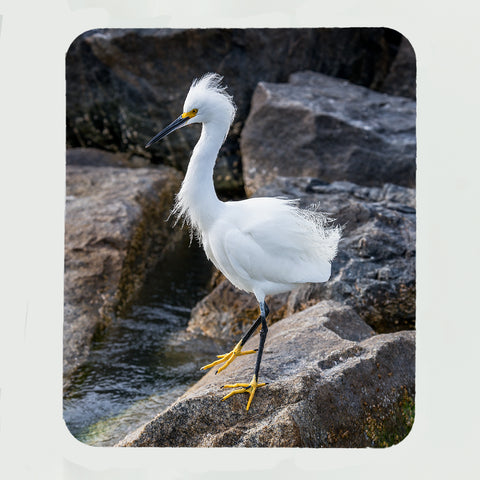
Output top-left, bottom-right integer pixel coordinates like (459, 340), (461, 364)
(185, 72), (237, 126)
(294, 202), (342, 263)
(191, 72), (232, 100)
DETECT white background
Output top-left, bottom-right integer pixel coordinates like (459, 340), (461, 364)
(0, 0), (479, 478)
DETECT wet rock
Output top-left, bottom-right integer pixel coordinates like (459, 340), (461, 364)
(64, 165), (183, 385)
(66, 28), (413, 193)
(241, 71), (416, 196)
(188, 178), (415, 338)
(117, 301), (415, 447)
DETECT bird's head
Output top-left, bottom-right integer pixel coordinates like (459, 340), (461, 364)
(145, 73), (236, 148)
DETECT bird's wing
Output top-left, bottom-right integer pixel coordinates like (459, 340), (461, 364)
(222, 225), (331, 288)
(211, 198), (337, 291)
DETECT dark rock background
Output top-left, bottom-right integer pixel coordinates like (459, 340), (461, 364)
(65, 27), (416, 447)
(241, 71), (416, 195)
(66, 28), (415, 194)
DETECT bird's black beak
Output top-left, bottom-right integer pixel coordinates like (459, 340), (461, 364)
(145, 115), (189, 148)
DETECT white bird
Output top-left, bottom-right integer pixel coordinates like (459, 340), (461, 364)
(146, 73), (341, 411)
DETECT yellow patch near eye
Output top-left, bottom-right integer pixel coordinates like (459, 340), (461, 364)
(182, 109), (198, 119)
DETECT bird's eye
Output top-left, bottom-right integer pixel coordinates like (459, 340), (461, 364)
(192, 108), (198, 115)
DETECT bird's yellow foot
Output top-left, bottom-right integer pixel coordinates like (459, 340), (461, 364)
(221, 375), (266, 411)
(201, 341), (257, 374)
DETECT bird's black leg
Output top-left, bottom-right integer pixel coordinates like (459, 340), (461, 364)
(238, 301), (269, 348)
(201, 302), (269, 374)
(253, 301), (269, 382)
(221, 301), (269, 410)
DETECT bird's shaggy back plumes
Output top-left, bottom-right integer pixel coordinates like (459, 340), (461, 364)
(294, 202), (342, 263)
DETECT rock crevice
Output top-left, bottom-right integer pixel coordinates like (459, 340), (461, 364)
(63, 164), (182, 385)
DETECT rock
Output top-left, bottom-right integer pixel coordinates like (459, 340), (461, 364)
(280, 178), (416, 334)
(117, 301), (415, 447)
(188, 178), (415, 339)
(241, 71), (416, 196)
(187, 278), (289, 340)
(64, 165), (183, 385)
(66, 147), (150, 168)
(66, 28), (413, 194)
(381, 36), (417, 99)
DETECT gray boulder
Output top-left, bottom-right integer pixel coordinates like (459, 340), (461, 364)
(117, 301), (415, 447)
(64, 164), (182, 385)
(241, 71), (416, 196)
(188, 177), (415, 339)
(66, 28), (414, 193)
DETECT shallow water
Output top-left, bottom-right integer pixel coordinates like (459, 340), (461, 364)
(64, 235), (227, 446)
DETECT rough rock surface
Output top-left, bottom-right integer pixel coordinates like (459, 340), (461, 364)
(241, 71), (416, 196)
(381, 36), (417, 99)
(188, 279), (290, 341)
(117, 301), (415, 447)
(66, 28), (414, 193)
(188, 178), (415, 340)
(66, 147), (150, 168)
(64, 165), (182, 385)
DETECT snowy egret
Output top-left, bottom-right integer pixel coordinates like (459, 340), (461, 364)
(146, 73), (341, 411)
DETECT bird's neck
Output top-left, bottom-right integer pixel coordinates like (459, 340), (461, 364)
(174, 121), (227, 236)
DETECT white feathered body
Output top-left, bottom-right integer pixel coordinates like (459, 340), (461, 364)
(202, 197), (340, 299)
(169, 73), (340, 302)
